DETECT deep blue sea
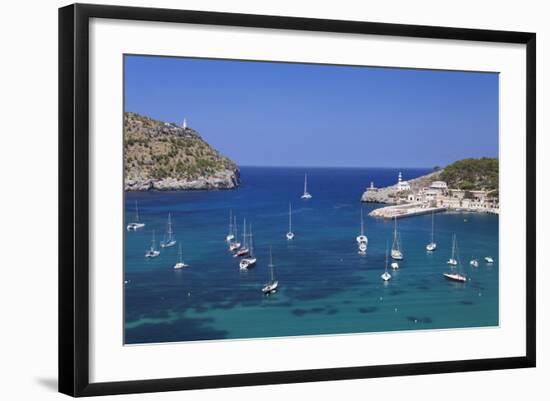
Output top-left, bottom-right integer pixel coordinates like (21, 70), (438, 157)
(124, 167), (499, 344)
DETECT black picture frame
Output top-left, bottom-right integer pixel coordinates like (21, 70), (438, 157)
(59, 3), (536, 397)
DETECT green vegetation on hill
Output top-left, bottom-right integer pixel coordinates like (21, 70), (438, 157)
(440, 157), (498, 191)
(124, 112), (238, 182)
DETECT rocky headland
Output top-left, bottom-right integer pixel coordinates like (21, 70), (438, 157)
(124, 112), (240, 191)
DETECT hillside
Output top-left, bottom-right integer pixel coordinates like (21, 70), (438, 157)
(439, 157), (498, 191)
(124, 112), (240, 191)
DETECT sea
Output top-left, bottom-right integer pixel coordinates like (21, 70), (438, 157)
(124, 167), (499, 344)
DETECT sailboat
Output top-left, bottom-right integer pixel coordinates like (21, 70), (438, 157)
(229, 215), (241, 251)
(391, 217), (403, 260)
(173, 244), (189, 269)
(145, 230), (160, 258)
(300, 173), (312, 199)
(381, 244), (392, 281)
(262, 246), (278, 294)
(444, 237), (467, 282)
(484, 256), (494, 264)
(226, 210), (235, 242)
(239, 225), (257, 270)
(127, 201), (145, 230)
(286, 203), (295, 240)
(234, 218), (250, 257)
(447, 234), (458, 266)
(356, 208), (368, 252)
(470, 258), (479, 267)
(426, 211), (437, 251)
(160, 213), (176, 248)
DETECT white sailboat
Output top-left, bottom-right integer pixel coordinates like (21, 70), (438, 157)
(127, 201), (145, 230)
(444, 240), (467, 282)
(381, 244), (392, 281)
(240, 225), (257, 270)
(300, 173), (312, 199)
(229, 215), (241, 251)
(426, 211), (437, 251)
(173, 244), (189, 269)
(226, 210), (235, 242)
(160, 213), (176, 248)
(286, 203), (295, 240)
(447, 234), (458, 266)
(391, 261), (400, 270)
(262, 246), (279, 294)
(234, 218), (250, 257)
(470, 258), (479, 267)
(145, 230), (160, 258)
(391, 217), (403, 260)
(484, 256), (494, 264)
(356, 207), (368, 251)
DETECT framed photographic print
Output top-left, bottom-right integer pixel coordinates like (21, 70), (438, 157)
(58, 3), (536, 397)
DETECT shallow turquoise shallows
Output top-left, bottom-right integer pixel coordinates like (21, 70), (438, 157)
(124, 167), (499, 344)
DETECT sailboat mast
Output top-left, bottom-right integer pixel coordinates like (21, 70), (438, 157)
(248, 224), (254, 257)
(360, 208), (364, 236)
(269, 245), (274, 282)
(233, 215), (238, 238)
(385, 242), (389, 272)
(289, 203), (292, 232)
(304, 174), (307, 194)
(242, 218), (247, 248)
(135, 201), (140, 222)
(451, 234), (456, 259)
(392, 217), (398, 250)
(167, 213), (173, 240)
(431, 212), (435, 243)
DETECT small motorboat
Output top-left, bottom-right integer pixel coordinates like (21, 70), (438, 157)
(484, 256), (494, 264)
(470, 259), (479, 268)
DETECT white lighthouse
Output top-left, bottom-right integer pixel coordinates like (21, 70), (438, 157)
(182, 118), (187, 130)
(396, 171), (411, 191)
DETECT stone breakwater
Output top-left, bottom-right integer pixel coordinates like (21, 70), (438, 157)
(125, 168), (240, 191)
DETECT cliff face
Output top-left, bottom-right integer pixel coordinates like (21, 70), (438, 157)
(124, 112), (240, 191)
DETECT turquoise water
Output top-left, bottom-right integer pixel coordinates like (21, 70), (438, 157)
(124, 167), (499, 344)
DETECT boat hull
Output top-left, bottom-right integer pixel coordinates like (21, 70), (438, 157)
(443, 273), (467, 283)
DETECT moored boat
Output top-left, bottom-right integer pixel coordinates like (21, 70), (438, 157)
(391, 217), (403, 260)
(173, 244), (189, 269)
(160, 213), (176, 248)
(426, 210), (437, 251)
(262, 246), (278, 294)
(127, 200), (145, 231)
(145, 230), (160, 258)
(286, 202), (295, 240)
(447, 234), (458, 266)
(240, 225), (257, 270)
(300, 173), (312, 199)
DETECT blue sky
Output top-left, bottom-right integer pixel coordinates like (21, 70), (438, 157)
(124, 55), (498, 168)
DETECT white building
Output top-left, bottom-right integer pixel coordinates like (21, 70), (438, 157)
(182, 118), (187, 130)
(396, 172), (411, 191)
(430, 181), (448, 190)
